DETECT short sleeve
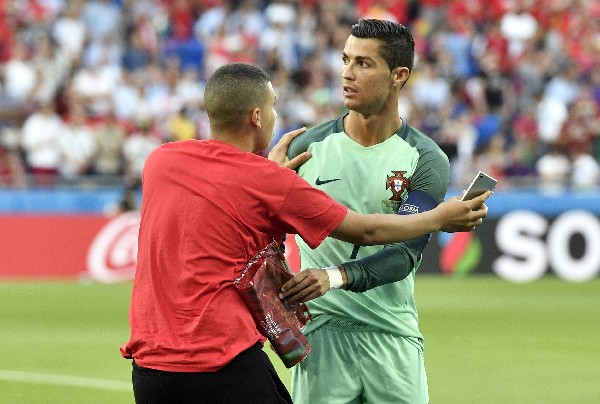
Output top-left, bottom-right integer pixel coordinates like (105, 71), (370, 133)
(277, 176), (348, 249)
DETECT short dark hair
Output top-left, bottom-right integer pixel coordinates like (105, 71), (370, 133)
(204, 63), (271, 130)
(350, 19), (415, 72)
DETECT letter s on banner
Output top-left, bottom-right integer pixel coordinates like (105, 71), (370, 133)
(493, 210), (548, 283)
(87, 211), (141, 283)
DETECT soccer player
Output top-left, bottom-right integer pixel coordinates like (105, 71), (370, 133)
(286, 19), (452, 403)
(120, 62), (488, 404)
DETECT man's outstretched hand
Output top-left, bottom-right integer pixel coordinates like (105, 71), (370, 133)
(268, 127), (311, 169)
(436, 191), (491, 233)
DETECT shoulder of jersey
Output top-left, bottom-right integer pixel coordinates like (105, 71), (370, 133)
(288, 117), (342, 157)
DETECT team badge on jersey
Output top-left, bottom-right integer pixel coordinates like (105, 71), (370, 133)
(386, 171), (410, 201)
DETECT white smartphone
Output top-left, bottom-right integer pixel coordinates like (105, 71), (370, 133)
(461, 171), (497, 201)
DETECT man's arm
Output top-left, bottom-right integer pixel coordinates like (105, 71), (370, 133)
(279, 192), (489, 303)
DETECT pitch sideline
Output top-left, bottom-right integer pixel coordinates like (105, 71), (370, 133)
(0, 369), (131, 391)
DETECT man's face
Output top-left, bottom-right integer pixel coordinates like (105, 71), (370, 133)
(341, 36), (395, 115)
(258, 81), (278, 151)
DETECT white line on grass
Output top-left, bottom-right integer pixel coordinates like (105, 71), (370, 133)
(0, 369), (131, 391)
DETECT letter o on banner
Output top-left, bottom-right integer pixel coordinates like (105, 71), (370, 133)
(548, 210), (600, 282)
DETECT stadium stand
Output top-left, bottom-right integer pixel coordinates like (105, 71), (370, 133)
(0, 0), (599, 192)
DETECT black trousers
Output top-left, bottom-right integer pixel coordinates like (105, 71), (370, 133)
(131, 343), (292, 404)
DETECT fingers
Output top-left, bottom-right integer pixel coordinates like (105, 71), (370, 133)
(268, 127), (308, 167)
(285, 151), (312, 170)
(469, 191), (491, 207)
(280, 269), (329, 304)
(275, 127), (307, 149)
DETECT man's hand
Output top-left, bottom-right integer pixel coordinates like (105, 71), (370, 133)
(436, 191), (491, 232)
(279, 268), (331, 304)
(268, 127), (311, 169)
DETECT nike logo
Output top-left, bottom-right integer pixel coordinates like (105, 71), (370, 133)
(315, 176), (342, 185)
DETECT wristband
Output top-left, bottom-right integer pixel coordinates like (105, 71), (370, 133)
(324, 266), (343, 289)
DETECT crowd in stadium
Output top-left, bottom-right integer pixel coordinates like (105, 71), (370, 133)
(0, 0), (599, 191)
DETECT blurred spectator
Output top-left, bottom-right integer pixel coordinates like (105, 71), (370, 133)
(93, 109), (126, 179)
(356, 0), (406, 23)
(504, 144), (536, 186)
(536, 91), (568, 153)
(112, 70), (146, 121)
(0, 4), (16, 63)
(121, 30), (152, 72)
(166, 106), (196, 142)
(544, 62), (581, 108)
(2, 38), (38, 103)
(163, 5), (205, 74)
(193, 1), (232, 42)
(475, 134), (506, 185)
(176, 68), (204, 108)
(122, 118), (161, 188)
(81, 0), (123, 43)
(500, 1), (538, 59)
(51, 1), (87, 64)
(570, 149), (600, 190)
(260, 0), (299, 71)
(31, 32), (71, 104)
(71, 58), (120, 117)
(441, 108), (476, 188)
(83, 33), (122, 70)
(147, 61), (186, 132)
(510, 104), (539, 174)
(556, 89), (599, 157)
(536, 144), (571, 193)
(59, 103), (97, 181)
(411, 61), (451, 113)
(472, 19), (510, 75)
(20, 100), (64, 187)
(0, 128), (27, 188)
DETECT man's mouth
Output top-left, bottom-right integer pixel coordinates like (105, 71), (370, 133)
(343, 85), (358, 97)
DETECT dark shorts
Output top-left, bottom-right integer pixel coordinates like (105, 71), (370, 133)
(132, 343), (291, 404)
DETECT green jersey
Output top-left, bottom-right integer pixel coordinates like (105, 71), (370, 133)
(287, 115), (450, 339)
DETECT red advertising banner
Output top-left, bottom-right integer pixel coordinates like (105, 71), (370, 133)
(0, 214), (108, 278)
(0, 213), (301, 281)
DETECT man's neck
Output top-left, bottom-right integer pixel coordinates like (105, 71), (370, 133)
(210, 129), (256, 153)
(344, 111), (403, 147)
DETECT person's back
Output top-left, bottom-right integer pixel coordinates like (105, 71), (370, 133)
(126, 139), (285, 371)
(124, 137), (348, 372)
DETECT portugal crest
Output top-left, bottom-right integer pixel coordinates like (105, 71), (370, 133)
(386, 171), (409, 201)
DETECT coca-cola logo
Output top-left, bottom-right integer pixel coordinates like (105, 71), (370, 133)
(86, 212), (141, 283)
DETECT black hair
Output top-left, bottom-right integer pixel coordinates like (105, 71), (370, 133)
(350, 19), (415, 72)
(204, 63), (271, 130)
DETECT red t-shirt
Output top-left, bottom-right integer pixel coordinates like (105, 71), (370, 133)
(120, 140), (347, 372)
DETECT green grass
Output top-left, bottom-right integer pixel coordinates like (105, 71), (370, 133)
(1, 276), (599, 403)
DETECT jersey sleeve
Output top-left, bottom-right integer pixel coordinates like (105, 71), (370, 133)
(277, 176), (348, 249)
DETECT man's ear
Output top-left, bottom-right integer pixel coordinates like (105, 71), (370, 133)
(251, 107), (261, 128)
(392, 67), (410, 87)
